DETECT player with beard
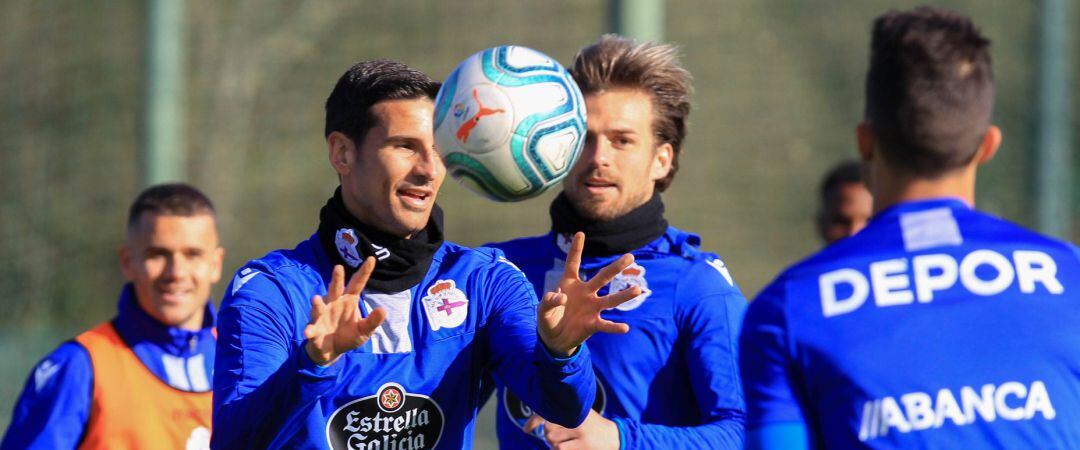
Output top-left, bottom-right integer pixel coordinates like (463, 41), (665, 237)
(740, 7), (1080, 448)
(487, 35), (747, 450)
(2, 184), (224, 449)
(212, 60), (641, 449)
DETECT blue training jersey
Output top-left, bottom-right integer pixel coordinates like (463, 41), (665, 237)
(488, 226), (747, 449)
(1, 284), (216, 449)
(740, 198), (1080, 448)
(212, 234), (596, 450)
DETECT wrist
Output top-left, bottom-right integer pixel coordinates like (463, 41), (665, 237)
(538, 333), (577, 358)
(304, 340), (339, 366)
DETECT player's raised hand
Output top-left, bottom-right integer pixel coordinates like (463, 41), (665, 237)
(537, 232), (641, 357)
(304, 258), (387, 366)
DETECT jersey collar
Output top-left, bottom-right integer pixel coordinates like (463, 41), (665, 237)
(549, 225), (699, 269)
(114, 283), (217, 357)
(868, 197), (972, 226)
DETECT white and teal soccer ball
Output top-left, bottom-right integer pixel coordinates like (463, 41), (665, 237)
(433, 46), (587, 202)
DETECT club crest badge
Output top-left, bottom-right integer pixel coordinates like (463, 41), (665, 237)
(326, 382), (445, 450)
(609, 262), (651, 311)
(334, 228), (363, 268)
(422, 280), (469, 331)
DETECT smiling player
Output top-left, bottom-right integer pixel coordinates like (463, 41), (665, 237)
(2, 184), (224, 449)
(211, 59), (641, 449)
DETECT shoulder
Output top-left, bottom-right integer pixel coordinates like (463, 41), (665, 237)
(662, 226), (744, 300)
(964, 209), (1080, 259)
(438, 241), (527, 280)
(484, 233), (554, 262)
(742, 244), (838, 332)
(26, 340), (94, 395)
(435, 242), (536, 313)
(221, 239), (326, 315)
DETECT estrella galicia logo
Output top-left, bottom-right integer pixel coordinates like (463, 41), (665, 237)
(326, 382), (445, 450)
(503, 379), (607, 440)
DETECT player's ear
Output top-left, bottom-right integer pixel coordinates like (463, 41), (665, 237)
(210, 246), (225, 284)
(974, 125), (1002, 165)
(650, 142), (674, 181)
(328, 131), (356, 176)
(856, 122), (875, 162)
(118, 242), (135, 281)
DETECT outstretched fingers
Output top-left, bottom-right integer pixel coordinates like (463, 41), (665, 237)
(304, 296), (326, 339)
(601, 285), (642, 310)
(537, 290), (568, 316)
(594, 318), (631, 335)
(357, 307), (387, 337)
(307, 294), (328, 322)
(562, 232), (585, 279)
(328, 265), (346, 301)
(586, 253), (635, 292)
(345, 257), (376, 296)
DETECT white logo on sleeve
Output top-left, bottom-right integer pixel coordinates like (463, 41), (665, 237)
(34, 360), (60, 393)
(707, 258), (735, 287)
(231, 268), (261, 295)
(422, 280), (469, 331)
(497, 257), (522, 272)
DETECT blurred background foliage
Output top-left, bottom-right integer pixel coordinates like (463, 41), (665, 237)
(1, 0), (1076, 444)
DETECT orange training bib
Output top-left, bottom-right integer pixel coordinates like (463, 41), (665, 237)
(75, 322), (212, 450)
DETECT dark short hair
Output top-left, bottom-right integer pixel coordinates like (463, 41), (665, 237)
(324, 59), (440, 144)
(127, 183), (216, 231)
(820, 161), (864, 207)
(570, 35), (693, 192)
(864, 6), (993, 176)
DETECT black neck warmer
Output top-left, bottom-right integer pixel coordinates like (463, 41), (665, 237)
(317, 188), (444, 293)
(549, 192), (668, 257)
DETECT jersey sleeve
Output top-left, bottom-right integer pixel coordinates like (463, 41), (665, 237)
(739, 277), (809, 439)
(745, 423), (810, 450)
(482, 257), (597, 428)
(211, 268), (343, 449)
(615, 259), (748, 449)
(0, 341), (93, 450)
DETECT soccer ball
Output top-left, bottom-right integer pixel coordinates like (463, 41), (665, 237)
(433, 46), (587, 202)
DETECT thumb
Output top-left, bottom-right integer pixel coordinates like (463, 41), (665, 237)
(537, 291), (567, 316)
